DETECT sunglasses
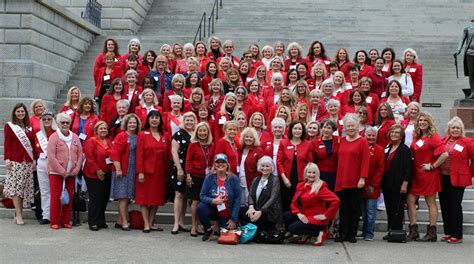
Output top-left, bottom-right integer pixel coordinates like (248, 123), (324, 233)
(42, 118), (53, 121)
(60, 121), (70, 125)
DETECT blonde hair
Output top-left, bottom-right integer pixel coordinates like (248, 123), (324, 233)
(294, 103), (310, 124)
(239, 127), (260, 147)
(189, 88), (205, 105)
(223, 120), (238, 133)
(65, 86), (81, 107)
(446, 116), (465, 137)
(219, 92), (237, 116)
(403, 48), (419, 64)
(93, 121), (108, 136)
(304, 163), (323, 194)
(139, 88), (159, 106)
(181, 112), (197, 129)
(414, 111), (437, 138)
(30, 99), (46, 114)
(249, 112), (266, 130)
(311, 63), (327, 79)
(191, 121), (213, 144)
(208, 78), (224, 94)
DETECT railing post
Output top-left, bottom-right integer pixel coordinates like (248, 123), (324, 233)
(203, 13), (206, 38)
(212, 13), (215, 34)
(220, 0), (223, 8)
(216, 0), (219, 20)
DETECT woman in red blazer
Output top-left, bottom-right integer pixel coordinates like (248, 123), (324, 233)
(238, 128), (264, 206)
(439, 117), (474, 243)
(100, 78), (126, 126)
(93, 38), (121, 83)
(47, 113), (83, 229)
(136, 110), (171, 233)
(334, 48), (352, 78)
(71, 97), (100, 143)
(277, 121), (313, 211)
(60, 86), (81, 117)
(375, 102), (396, 148)
(312, 119), (339, 192)
(185, 122), (215, 236)
(249, 112), (271, 144)
(94, 52), (122, 103)
(403, 48), (423, 102)
(215, 120), (240, 175)
(134, 88), (163, 127)
(285, 163), (340, 246)
(110, 113), (141, 230)
(124, 69), (143, 114)
(335, 114), (370, 243)
(83, 121), (113, 231)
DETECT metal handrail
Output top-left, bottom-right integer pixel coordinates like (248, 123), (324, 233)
(81, 0), (102, 28)
(193, 0), (223, 44)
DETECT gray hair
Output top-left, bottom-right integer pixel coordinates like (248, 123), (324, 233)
(327, 99), (340, 108)
(271, 72), (283, 83)
(257, 156), (275, 174)
(342, 113), (360, 126)
(56, 112), (71, 124)
(169, 94), (183, 103)
(365, 126), (378, 137)
(271, 117), (286, 128)
(116, 99), (130, 108)
(183, 43), (195, 51)
(128, 38), (141, 49)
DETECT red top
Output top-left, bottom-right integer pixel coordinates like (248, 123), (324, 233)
(440, 136), (474, 187)
(376, 119), (396, 148)
(134, 105), (163, 127)
(217, 177), (231, 218)
(363, 143), (385, 199)
(359, 64), (373, 78)
(100, 93), (127, 126)
(312, 137), (339, 173)
(201, 76), (213, 96)
(83, 136), (113, 178)
(290, 181), (340, 226)
(410, 134), (446, 196)
(215, 138), (240, 175)
(284, 58), (307, 72)
(29, 116), (41, 135)
(110, 131), (134, 175)
(4, 123), (34, 163)
(186, 142), (215, 177)
(124, 85), (143, 113)
(404, 63), (423, 102)
(94, 66), (123, 98)
(367, 70), (390, 97)
(335, 136), (370, 191)
(239, 146), (264, 189)
(338, 61), (352, 77)
(277, 139), (313, 182)
(33, 129), (55, 158)
(364, 93), (380, 122)
(71, 114), (100, 141)
(163, 89), (191, 113)
(340, 104), (373, 125)
(93, 52), (122, 83)
(136, 130), (170, 174)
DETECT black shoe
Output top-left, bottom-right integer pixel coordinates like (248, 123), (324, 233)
(383, 233), (392, 241)
(98, 223), (108, 229)
(171, 230), (179, 235)
(202, 229), (215, 241)
(121, 225), (131, 231)
(89, 225), (99, 231)
(115, 223), (122, 229)
(39, 219), (50, 225)
(143, 228), (151, 233)
(151, 226), (164, 232)
(178, 225), (190, 232)
(347, 236), (357, 243)
(334, 235), (345, 242)
(190, 233), (198, 237)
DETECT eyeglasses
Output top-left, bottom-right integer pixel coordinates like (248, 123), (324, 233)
(60, 121), (70, 125)
(244, 55), (253, 58)
(236, 92), (246, 95)
(42, 118), (52, 121)
(358, 112), (367, 115)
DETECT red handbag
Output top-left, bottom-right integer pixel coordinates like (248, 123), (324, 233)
(217, 229), (241, 245)
(1, 198), (14, 209)
(129, 210), (144, 229)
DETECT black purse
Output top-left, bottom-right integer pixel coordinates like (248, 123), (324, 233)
(387, 195), (407, 243)
(254, 230), (285, 244)
(73, 190), (87, 212)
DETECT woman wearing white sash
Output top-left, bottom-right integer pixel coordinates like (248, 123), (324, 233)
(3, 103), (35, 225)
(33, 110), (57, 225)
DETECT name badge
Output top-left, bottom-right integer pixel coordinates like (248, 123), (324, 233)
(218, 117), (226, 124)
(205, 168), (210, 175)
(233, 61), (239, 67)
(409, 68), (416, 73)
(289, 65), (297, 70)
(79, 133), (87, 140)
(415, 139), (424, 148)
(366, 96), (373, 104)
(103, 75), (110, 81)
(319, 145), (325, 148)
(39, 153), (47, 159)
(324, 60), (330, 65)
(454, 144), (464, 152)
(105, 158), (113, 164)
(338, 120), (344, 126)
(384, 148), (389, 153)
(287, 146), (294, 149)
(65, 109), (74, 116)
(236, 167), (240, 173)
(217, 203), (226, 211)
(115, 119), (121, 125)
(154, 76), (158, 81)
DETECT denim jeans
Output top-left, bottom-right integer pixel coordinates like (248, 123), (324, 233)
(196, 202), (230, 231)
(362, 198), (378, 239)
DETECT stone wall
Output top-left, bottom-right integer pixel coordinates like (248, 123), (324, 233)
(0, 0), (101, 125)
(56, 0), (154, 35)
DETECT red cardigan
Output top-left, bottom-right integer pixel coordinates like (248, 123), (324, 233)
(162, 89), (191, 113)
(134, 105), (163, 127)
(290, 181), (340, 226)
(277, 139), (313, 182)
(110, 131), (134, 175)
(405, 63), (423, 102)
(100, 93), (126, 126)
(376, 119), (396, 148)
(3, 123), (34, 163)
(83, 136), (113, 178)
(239, 146), (264, 189)
(185, 142), (215, 177)
(335, 136), (370, 191)
(94, 66), (122, 98)
(312, 137), (339, 173)
(214, 137), (240, 175)
(441, 136), (474, 187)
(93, 52), (122, 83)
(363, 143), (385, 199)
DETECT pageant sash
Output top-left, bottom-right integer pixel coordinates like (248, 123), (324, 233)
(8, 122), (34, 160)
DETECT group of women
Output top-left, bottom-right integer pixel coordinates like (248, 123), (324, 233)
(2, 37), (472, 246)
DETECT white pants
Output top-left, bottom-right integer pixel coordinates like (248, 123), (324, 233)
(37, 158), (50, 220)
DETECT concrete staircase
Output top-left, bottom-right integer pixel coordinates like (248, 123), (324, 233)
(2, 0), (474, 234)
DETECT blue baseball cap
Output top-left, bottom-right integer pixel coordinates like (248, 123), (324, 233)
(214, 153), (228, 162)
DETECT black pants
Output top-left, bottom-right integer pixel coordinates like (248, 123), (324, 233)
(383, 190), (405, 231)
(439, 175), (465, 239)
(32, 171), (43, 221)
(283, 212), (324, 236)
(239, 207), (277, 232)
(337, 188), (362, 239)
(84, 174), (111, 227)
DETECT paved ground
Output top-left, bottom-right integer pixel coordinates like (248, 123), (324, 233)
(0, 219), (472, 263)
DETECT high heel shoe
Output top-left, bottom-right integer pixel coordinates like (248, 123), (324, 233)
(14, 213), (25, 225)
(313, 231), (328, 246)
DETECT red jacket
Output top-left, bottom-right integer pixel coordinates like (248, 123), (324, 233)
(110, 131), (134, 175)
(215, 137), (240, 175)
(363, 143), (385, 199)
(34, 129), (55, 159)
(100, 93), (126, 126)
(405, 63), (423, 102)
(136, 130), (170, 174)
(93, 52), (122, 83)
(185, 142), (215, 177)
(312, 137), (339, 173)
(71, 114), (99, 141)
(163, 89), (191, 113)
(124, 85), (142, 114)
(376, 119), (396, 148)
(30, 116), (41, 135)
(359, 64), (373, 78)
(290, 181), (340, 226)
(134, 105), (163, 127)
(284, 58), (307, 72)
(441, 136), (474, 187)
(4, 123), (34, 163)
(335, 136), (370, 191)
(239, 146), (264, 189)
(94, 66), (122, 97)
(338, 61), (352, 78)
(277, 139), (313, 182)
(367, 70), (390, 97)
(340, 104), (373, 125)
(364, 93), (379, 122)
(83, 136), (113, 178)
(213, 112), (232, 141)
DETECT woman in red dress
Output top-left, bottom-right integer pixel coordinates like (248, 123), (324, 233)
(407, 112), (448, 242)
(201, 60), (218, 96)
(135, 110), (171, 233)
(375, 102), (396, 148)
(306, 41), (331, 73)
(335, 113), (370, 243)
(313, 119), (339, 192)
(309, 63), (328, 91)
(439, 117), (474, 244)
(381, 48), (395, 74)
(359, 77), (379, 121)
(277, 121), (313, 211)
(206, 78), (225, 120)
